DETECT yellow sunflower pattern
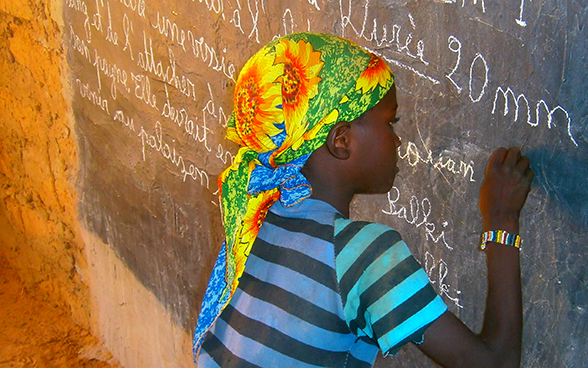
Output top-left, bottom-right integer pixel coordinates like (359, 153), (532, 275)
(274, 38), (324, 155)
(228, 49), (284, 153)
(355, 53), (393, 94)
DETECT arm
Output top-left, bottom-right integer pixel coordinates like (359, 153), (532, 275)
(417, 147), (534, 368)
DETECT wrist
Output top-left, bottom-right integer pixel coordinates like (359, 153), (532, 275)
(480, 230), (522, 251)
(483, 214), (520, 233)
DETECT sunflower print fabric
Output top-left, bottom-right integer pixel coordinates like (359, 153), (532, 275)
(194, 32), (394, 358)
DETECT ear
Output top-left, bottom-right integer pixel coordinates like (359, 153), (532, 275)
(325, 121), (352, 160)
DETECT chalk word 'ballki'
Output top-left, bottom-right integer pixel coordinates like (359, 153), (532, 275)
(382, 186), (454, 251)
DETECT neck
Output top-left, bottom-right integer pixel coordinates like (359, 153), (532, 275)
(308, 184), (354, 218)
(301, 144), (356, 218)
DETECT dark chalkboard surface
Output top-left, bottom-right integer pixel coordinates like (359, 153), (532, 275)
(64, 0), (587, 366)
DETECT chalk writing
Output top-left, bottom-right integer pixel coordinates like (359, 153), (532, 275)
(340, 3), (429, 63)
(515, 0), (530, 27)
(66, 0), (91, 41)
(69, 24), (92, 63)
(441, 0), (485, 13)
(138, 121), (211, 185)
(105, 2), (119, 46)
(247, 0), (261, 43)
(202, 0), (261, 43)
(161, 84), (212, 153)
(137, 33), (198, 101)
(339, 0), (438, 84)
(307, 0), (320, 11)
(185, 31), (237, 82)
(200, 83), (233, 161)
(130, 72), (158, 109)
(216, 143), (235, 165)
(382, 187), (454, 251)
(445, 35), (489, 103)
(69, 24), (130, 100)
(94, 48), (130, 100)
(491, 86), (579, 146)
(116, 0), (146, 17)
(228, 0), (261, 43)
(113, 109), (136, 132)
(160, 83), (235, 167)
(151, 11), (187, 51)
(468, 52), (488, 103)
(195, 0), (224, 15)
(283, 8), (295, 35)
(398, 141), (476, 183)
(424, 252), (463, 308)
(64, 2), (588, 359)
(380, 54), (440, 85)
(446, 35), (463, 93)
(202, 83), (230, 128)
(230, 0), (245, 34)
(90, 0), (104, 36)
(161, 85), (197, 133)
(122, 13), (134, 60)
(75, 78), (110, 114)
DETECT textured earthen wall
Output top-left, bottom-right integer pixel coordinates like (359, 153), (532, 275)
(0, 3), (190, 365)
(0, 0), (91, 329)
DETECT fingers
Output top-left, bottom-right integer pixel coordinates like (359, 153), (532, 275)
(487, 147), (507, 172)
(489, 147), (530, 171)
(518, 155), (534, 187)
(485, 147), (534, 190)
(516, 155), (531, 171)
(480, 146), (533, 226)
(504, 146), (521, 166)
(523, 166), (535, 186)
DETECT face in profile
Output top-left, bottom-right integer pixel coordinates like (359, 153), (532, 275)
(349, 85), (402, 194)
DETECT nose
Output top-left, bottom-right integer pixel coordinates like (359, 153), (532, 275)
(394, 132), (402, 148)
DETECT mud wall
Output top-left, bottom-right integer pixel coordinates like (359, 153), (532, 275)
(0, 0), (91, 328)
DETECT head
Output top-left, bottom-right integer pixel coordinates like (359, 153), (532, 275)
(219, 32), (396, 300)
(302, 84), (401, 197)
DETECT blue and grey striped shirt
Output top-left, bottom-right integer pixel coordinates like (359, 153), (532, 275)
(197, 198), (447, 367)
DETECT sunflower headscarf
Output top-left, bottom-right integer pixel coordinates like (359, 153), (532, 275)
(194, 32), (394, 357)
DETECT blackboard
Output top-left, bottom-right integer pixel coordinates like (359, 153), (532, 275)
(64, 0), (587, 366)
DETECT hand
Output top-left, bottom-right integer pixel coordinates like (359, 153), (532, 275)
(479, 147), (534, 233)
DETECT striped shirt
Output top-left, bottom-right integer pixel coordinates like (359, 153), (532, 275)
(197, 199), (447, 367)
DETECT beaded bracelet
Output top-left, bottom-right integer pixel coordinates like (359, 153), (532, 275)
(480, 230), (522, 251)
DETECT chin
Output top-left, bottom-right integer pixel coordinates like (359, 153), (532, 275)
(372, 177), (396, 194)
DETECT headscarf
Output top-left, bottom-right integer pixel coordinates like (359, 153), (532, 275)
(218, 32), (395, 305)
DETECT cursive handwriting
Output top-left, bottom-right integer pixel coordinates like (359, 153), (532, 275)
(492, 86), (578, 146)
(75, 77), (110, 114)
(424, 252), (463, 308)
(382, 187), (454, 251)
(398, 141), (476, 183)
(138, 121), (211, 186)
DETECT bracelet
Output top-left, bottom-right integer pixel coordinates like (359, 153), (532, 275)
(480, 230), (522, 251)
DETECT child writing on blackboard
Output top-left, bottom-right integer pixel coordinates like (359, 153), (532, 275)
(193, 32), (533, 368)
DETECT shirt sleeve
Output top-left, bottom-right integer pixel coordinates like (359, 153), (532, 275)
(334, 217), (448, 356)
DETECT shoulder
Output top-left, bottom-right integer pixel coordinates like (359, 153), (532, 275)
(333, 219), (448, 357)
(333, 216), (414, 282)
(334, 216), (404, 254)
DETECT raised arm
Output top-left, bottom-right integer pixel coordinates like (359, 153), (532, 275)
(416, 146), (534, 368)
